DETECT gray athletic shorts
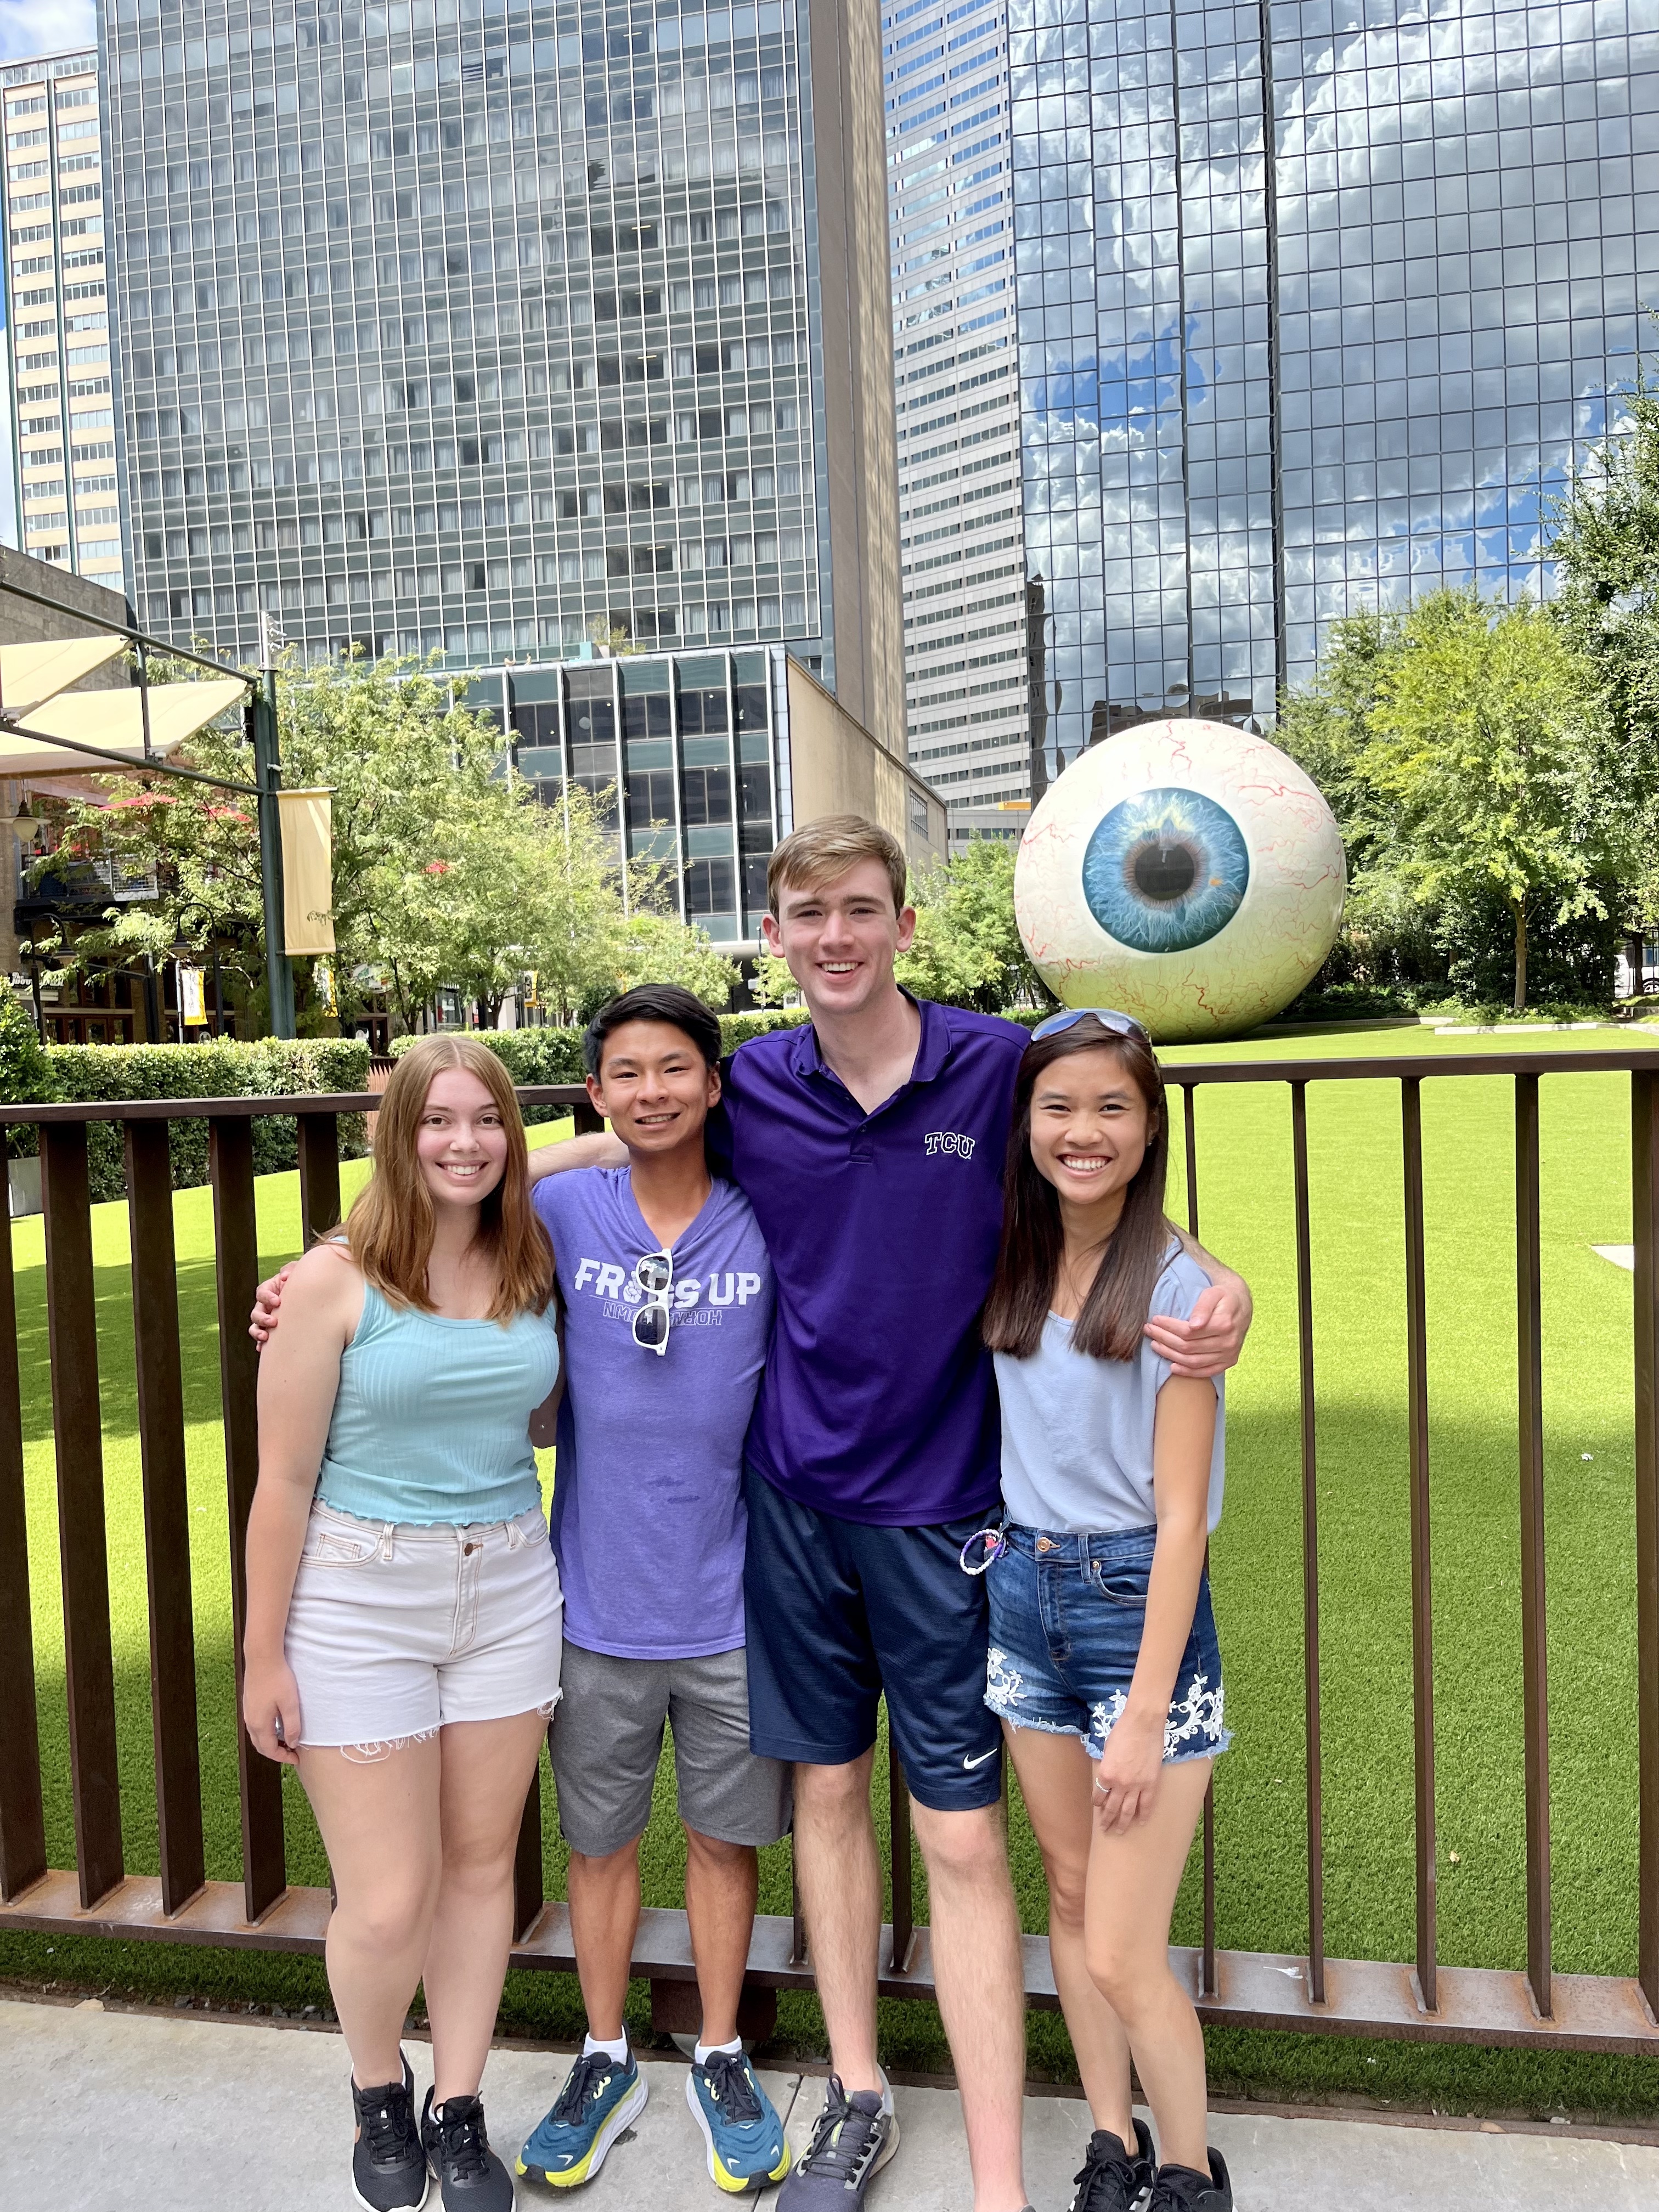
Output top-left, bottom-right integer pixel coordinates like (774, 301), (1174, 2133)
(549, 1641), (793, 1860)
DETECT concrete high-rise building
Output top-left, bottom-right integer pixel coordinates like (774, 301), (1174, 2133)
(1008, 0), (1659, 787)
(0, 49), (123, 593)
(100, 0), (903, 751)
(883, 0), (1028, 847)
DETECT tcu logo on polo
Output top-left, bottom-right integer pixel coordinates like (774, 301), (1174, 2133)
(925, 1131), (975, 1159)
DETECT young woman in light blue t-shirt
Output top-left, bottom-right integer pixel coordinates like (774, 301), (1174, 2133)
(242, 1034), (562, 2212)
(978, 1011), (1234, 2212)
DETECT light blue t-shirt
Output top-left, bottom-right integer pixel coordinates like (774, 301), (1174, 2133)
(994, 1244), (1226, 1535)
(534, 1166), (774, 1660)
(317, 1280), (560, 1528)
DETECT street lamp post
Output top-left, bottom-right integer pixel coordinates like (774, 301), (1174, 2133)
(252, 611), (296, 1041)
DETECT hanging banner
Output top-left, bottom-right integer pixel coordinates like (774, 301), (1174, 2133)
(278, 788), (336, 955)
(178, 964), (207, 1026)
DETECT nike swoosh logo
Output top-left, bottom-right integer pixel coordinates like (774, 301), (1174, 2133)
(962, 1747), (998, 1769)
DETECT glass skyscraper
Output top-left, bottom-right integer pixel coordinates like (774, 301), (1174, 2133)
(883, 0), (1030, 843)
(1, 49), (124, 591)
(99, 0), (903, 750)
(1008, 0), (1659, 787)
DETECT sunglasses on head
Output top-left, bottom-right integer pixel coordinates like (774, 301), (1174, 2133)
(1029, 1007), (1149, 1043)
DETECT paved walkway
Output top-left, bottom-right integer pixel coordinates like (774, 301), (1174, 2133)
(8, 1995), (1659, 2210)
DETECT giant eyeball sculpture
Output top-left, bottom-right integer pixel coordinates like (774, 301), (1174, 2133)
(1014, 719), (1346, 1042)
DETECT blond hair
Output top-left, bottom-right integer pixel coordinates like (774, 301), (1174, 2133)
(345, 1035), (554, 1322)
(766, 814), (907, 918)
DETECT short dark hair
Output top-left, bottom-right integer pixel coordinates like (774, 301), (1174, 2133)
(583, 985), (723, 1077)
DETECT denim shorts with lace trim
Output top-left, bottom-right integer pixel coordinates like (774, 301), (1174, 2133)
(983, 1522), (1231, 1765)
(284, 1499), (563, 1755)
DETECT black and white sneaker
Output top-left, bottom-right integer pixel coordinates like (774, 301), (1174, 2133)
(1149, 2148), (1233, 2212)
(421, 2086), (515, 2211)
(351, 2055), (428, 2211)
(775, 2075), (899, 2210)
(1071, 2118), (1156, 2211)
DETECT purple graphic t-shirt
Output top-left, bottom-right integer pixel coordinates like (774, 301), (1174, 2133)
(533, 1165), (773, 1659)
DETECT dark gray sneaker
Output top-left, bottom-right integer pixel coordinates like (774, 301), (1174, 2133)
(1071, 2118), (1156, 2211)
(351, 2055), (428, 2211)
(776, 2076), (899, 2209)
(1149, 2148), (1233, 2212)
(421, 2086), (515, 2211)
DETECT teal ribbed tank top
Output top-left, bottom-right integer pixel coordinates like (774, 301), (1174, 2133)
(315, 1280), (560, 1528)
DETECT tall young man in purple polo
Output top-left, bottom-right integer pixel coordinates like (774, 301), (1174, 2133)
(534, 816), (1251, 2212)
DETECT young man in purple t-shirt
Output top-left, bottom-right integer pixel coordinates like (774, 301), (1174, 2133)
(515, 984), (795, 2198)
(535, 820), (1251, 2212)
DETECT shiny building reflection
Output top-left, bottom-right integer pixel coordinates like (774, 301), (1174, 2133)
(1008, 0), (1659, 785)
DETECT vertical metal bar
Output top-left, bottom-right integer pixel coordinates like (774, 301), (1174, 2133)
(1632, 1070), (1659, 2019)
(41, 1122), (123, 1909)
(1514, 1075), (1553, 2018)
(1291, 1081), (1325, 2004)
(211, 1115), (287, 1922)
(790, 1845), (807, 1970)
(1179, 1081), (1200, 1239)
(1178, 1081), (1217, 1994)
(888, 1731), (913, 1974)
(125, 1120), (205, 1917)
(296, 1111), (342, 1251)
(513, 1759), (545, 1942)
(1401, 1077), (1438, 2011)
(0, 1153), (46, 1902)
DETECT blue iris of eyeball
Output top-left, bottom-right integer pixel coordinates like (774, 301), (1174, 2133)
(1081, 789), (1251, 956)
(1015, 718), (1346, 1043)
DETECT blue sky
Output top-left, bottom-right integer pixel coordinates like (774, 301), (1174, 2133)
(0, 1), (94, 64)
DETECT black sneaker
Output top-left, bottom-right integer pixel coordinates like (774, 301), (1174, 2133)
(351, 2055), (428, 2211)
(775, 2075), (899, 2210)
(421, 2085), (515, 2211)
(1149, 2148), (1233, 2212)
(1071, 2118), (1156, 2211)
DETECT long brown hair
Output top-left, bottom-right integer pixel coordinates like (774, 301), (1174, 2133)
(345, 1035), (554, 1322)
(982, 1017), (1172, 1362)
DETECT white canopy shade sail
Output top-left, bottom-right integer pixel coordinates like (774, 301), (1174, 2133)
(0, 636), (128, 716)
(0, 676), (250, 780)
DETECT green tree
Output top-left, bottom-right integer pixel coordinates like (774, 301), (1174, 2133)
(32, 655), (730, 1036)
(1280, 590), (1622, 1015)
(895, 834), (1049, 1014)
(38, 651), (509, 1032)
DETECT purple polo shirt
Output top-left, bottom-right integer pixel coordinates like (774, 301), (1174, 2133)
(714, 998), (1027, 1527)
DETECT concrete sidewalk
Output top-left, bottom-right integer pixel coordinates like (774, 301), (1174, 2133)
(7, 1994), (1659, 2211)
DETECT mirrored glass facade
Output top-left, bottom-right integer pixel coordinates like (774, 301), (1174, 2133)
(99, 0), (903, 750)
(1008, 0), (1659, 785)
(883, 0), (1030, 843)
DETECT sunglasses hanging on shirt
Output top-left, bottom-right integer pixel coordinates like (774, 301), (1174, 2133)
(632, 1248), (674, 1355)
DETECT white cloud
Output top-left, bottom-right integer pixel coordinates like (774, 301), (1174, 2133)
(0, 0), (96, 65)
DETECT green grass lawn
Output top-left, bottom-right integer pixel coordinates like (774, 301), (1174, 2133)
(5, 1035), (1659, 2120)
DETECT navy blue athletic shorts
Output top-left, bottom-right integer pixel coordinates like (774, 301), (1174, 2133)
(742, 1464), (1003, 1811)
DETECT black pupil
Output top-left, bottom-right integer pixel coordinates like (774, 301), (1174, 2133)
(1131, 841), (1198, 902)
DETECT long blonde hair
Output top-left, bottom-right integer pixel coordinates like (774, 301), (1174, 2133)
(345, 1035), (554, 1321)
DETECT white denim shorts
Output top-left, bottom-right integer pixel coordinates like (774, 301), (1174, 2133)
(284, 1498), (563, 1755)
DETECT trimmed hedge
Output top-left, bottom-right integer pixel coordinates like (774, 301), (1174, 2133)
(391, 1012), (813, 1121)
(6, 1037), (372, 1204)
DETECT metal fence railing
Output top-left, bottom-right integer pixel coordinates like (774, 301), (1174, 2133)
(1, 1058), (1657, 2055)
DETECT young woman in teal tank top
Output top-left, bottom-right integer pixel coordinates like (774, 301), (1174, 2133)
(242, 1035), (561, 2212)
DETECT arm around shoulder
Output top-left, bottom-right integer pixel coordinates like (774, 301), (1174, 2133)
(527, 1130), (627, 1182)
(1144, 1229), (1252, 1377)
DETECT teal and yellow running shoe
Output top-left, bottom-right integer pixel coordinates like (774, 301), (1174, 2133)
(516, 2049), (648, 2192)
(684, 2049), (791, 2194)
